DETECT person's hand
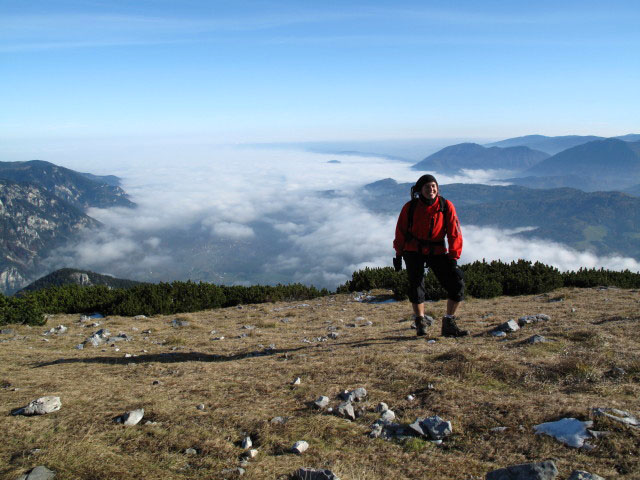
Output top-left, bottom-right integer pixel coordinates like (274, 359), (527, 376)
(393, 254), (403, 272)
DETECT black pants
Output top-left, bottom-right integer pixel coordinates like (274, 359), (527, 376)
(403, 251), (465, 304)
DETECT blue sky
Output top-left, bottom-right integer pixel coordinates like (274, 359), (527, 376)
(2, 0), (640, 155)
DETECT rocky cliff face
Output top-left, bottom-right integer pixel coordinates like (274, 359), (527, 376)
(0, 179), (100, 293)
(0, 160), (135, 210)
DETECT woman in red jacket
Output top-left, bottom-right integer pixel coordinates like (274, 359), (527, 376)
(393, 174), (469, 337)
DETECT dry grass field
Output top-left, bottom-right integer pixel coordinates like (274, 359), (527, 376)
(1, 287), (639, 480)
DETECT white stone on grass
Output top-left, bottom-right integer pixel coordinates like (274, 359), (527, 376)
(380, 410), (396, 422)
(119, 408), (144, 426)
(314, 396), (330, 409)
(242, 436), (252, 449)
(375, 402), (389, 413)
(497, 319), (520, 332)
(12, 396), (61, 416)
(244, 448), (258, 459)
(534, 417), (593, 448)
(292, 377), (301, 385)
(292, 440), (309, 454)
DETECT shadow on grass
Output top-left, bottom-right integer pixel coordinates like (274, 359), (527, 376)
(33, 345), (311, 368)
(33, 331), (479, 369)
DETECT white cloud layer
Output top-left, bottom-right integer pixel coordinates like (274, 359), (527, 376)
(42, 146), (640, 288)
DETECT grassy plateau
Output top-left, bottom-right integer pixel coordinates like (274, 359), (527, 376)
(1, 287), (639, 479)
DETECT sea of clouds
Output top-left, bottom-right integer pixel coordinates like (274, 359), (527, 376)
(42, 146), (640, 288)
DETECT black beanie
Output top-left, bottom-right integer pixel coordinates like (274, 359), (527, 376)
(415, 174), (438, 191)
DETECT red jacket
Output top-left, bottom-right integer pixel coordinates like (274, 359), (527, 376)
(394, 196), (463, 259)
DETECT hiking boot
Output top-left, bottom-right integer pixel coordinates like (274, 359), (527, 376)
(441, 315), (469, 338)
(415, 316), (428, 336)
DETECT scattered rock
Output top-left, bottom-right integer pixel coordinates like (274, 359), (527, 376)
(525, 334), (547, 344)
(1, 328), (15, 335)
(421, 415), (452, 440)
(292, 440), (309, 454)
(328, 332), (339, 339)
(242, 436), (252, 449)
(354, 316), (365, 322)
(270, 416), (287, 424)
(491, 427), (508, 433)
(293, 468), (340, 480)
(242, 325), (255, 330)
(84, 328), (111, 347)
(171, 319), (189, 327)
(375, 402), (389, 413)
(75, 343), (84, 350)
(517, 314), (551, 326)
(134, 315), (147, 319)
(491, 330), (507, 338)
(567, 471), (605, 480)
(407, 395), (415, 401)
(184, 447), (198, 455)
(592, 407), (639, 427)
(196, 404), (205, 411)
(533, 418), (593, 448)
(221, 467), (245, 477)
(116, 408), (144, 426)
(12, 396), (62, 416)
(340, 387), (367, 402)
(244, 448), (258, 459)
(496, 320), (520, 333)
(16, 465), (56, 480)
(486, 460), (558, 480)
(292, 377), (301, 385)
(212, 336), (225, 341)
(381, 410), (396, 422)
(44, 325), (67, 335)
(142, 329), (152, 334)
(337, 401), (355, 421)
(314, 396), (330, 409)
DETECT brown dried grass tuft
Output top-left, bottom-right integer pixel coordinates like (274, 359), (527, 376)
(1, 287), (639, 479)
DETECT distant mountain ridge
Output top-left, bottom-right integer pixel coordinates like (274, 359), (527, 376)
(514, 138), (640, 191)
(17, 268), (145, 295)
(412, 143), (549, 173)
(0, 160), (134, 210)
(485, 133), (640, 155)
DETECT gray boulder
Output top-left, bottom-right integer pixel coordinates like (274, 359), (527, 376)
(16, 466), (56, 480)
(293, 468), (340, 480)
(1, 328), (15, 335)
(12, 396), (61, 416)
(171, 319), (189, 327)
(339, 387), (367, 402)
(337, 401), (355, 420)
(525, 335), (547, 344)
(486, 460), (558, 480)
(422, 415), (452, 440)
(567, 471), (605, 480)
(497, 320), (520, 333)
(314, 396), (330, 409)
(84, 328), (111, 347)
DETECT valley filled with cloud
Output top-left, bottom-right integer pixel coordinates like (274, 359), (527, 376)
(41, 147), (640, 289)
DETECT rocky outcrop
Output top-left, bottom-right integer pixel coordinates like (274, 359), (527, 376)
(0, 179), (100, 294)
